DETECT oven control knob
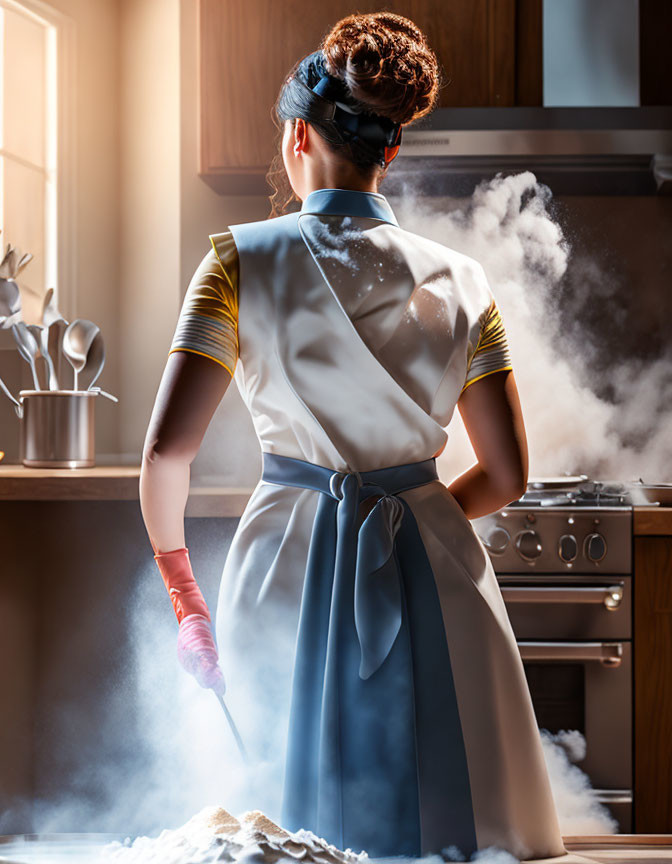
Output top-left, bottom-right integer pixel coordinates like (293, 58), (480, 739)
(585, 532), (607, 563)
(515, 529), (542, 561)
(483, 526), (510, 555)
(558, 534), (578, 563)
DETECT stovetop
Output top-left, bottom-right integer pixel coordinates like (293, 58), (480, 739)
(511, 476), (633, 508)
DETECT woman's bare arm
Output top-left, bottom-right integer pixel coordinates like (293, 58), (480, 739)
(447, 369), (528, 519)
(140, 350), (233, 554)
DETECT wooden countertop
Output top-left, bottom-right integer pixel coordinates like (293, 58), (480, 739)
(0, 464), (254, 517)
(633, 505), (672, 536)
(2, 465), (672, 527)
(0, 465), (143, 500)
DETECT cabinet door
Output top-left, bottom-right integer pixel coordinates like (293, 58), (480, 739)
(634, 535), (672, 832)
(198, 0), (518, 180)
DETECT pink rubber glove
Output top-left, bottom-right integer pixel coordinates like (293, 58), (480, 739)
(177, 613), (226, 695)
(153, 546), (226, 694)
(153, 546), (211, 623)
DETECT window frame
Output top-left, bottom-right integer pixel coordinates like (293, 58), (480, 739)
(0, 0), (76, 319)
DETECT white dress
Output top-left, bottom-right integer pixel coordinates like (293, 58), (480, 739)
(168, 187), (573, 863)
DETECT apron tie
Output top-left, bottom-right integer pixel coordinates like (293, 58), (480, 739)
(262, 453), (437, 680)
(331, 471), (406, 679)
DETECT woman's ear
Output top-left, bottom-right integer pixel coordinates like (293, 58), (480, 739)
(293, 118), (308, 155)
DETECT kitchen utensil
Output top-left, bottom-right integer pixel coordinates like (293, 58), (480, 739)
(0, 277), (20, 325)
(0, 244), (31, 329)
(89, 386), (118, 402)
(78, 331), (105, 391)
(11, 322), (41, 390)
(47, 318), (70, 389)
(39, 290), (70, 388)
(0, 244), (32, 278)
(214, 690), (251, 764)
(63, 319), (100, 391)
(27, 324), (54, 391)
(0, 308), (21, 328)
(39, 324), (58, 389)
(40, 286), (64, 328)
(41, 287), (53, 322)
(0, 374), (21, 417)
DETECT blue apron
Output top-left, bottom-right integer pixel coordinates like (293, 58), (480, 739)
(252, 189), (478, 860)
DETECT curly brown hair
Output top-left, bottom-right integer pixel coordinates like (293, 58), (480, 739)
(322, 12), (441, 125)
(266, 12), (443, 218)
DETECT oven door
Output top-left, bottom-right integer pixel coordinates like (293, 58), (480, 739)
(498, 574), (632, 832)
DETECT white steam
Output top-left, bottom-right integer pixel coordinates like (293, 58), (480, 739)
(392, 172), (672, 483)
(540, 730), (619, 836)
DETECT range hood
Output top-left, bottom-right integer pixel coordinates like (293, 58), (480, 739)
(389, 107), (672, 196)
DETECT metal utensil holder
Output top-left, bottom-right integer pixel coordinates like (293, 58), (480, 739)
(18, 390), (98, 468)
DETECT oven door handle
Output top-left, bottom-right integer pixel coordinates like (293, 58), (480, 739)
(501, 584), (624, 610)
(517, 640), (624, 667)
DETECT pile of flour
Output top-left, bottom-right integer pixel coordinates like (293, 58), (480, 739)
(100, 807), (370, 864)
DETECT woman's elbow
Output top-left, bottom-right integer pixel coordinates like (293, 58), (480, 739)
(503, 479), (527, 505)
(491, 466), (527, 505)
(141, 436), (197, 468)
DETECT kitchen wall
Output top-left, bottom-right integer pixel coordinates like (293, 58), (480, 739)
(117, 0), (264, 484)
(117, 0), (180, 459)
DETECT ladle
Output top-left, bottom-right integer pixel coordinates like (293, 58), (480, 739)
(63, 319), (100, 391)
(46, 318), (70, 389)
(11, 322), (41, 390)
(27, 323), (55, 390)
(0, 277), (21, 327)
(78, 331), (105, 391)
(41, 287), (62, 327)
(0, 277), (20, 315)
(0, 374), (21, 416)
(39, 289), (70, 389)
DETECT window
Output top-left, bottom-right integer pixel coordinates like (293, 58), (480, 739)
(0, 0), (65, 325)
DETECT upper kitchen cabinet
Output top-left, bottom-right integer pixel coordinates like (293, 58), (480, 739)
(198, 0), (540, 190)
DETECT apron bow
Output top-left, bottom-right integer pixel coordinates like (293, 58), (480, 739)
(329, 471), (406, 679)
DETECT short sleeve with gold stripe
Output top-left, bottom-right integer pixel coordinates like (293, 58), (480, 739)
(168, 231), (239, 376)
(461, 296), (512, 394)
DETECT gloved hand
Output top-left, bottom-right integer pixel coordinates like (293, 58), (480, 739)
(153, 546), (226, 694)
(177, 613), (226, 695)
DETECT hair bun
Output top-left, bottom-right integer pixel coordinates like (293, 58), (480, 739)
(321, 12), (441, 126)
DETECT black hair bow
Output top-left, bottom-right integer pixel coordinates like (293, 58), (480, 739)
(294, 70), (402, 166)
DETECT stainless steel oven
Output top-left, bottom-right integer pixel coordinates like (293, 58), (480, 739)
(472, 478), (633, 832)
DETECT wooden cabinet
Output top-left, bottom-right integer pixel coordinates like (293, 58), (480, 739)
(633, 508), (672, 832)
(197, 0), (542, 188)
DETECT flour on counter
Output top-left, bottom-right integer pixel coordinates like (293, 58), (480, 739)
(100, 807), (371, 864)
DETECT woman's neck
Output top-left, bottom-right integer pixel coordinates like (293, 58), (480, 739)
(302, 162), (380, 198)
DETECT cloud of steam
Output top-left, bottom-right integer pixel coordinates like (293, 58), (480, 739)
(118, 564), (286, 836)
(540, 730), (619, 836)
(392, 172), (672, 482)
(21, 571), (619, 862)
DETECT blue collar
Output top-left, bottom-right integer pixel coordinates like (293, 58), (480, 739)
(300, 188), (399, 227)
